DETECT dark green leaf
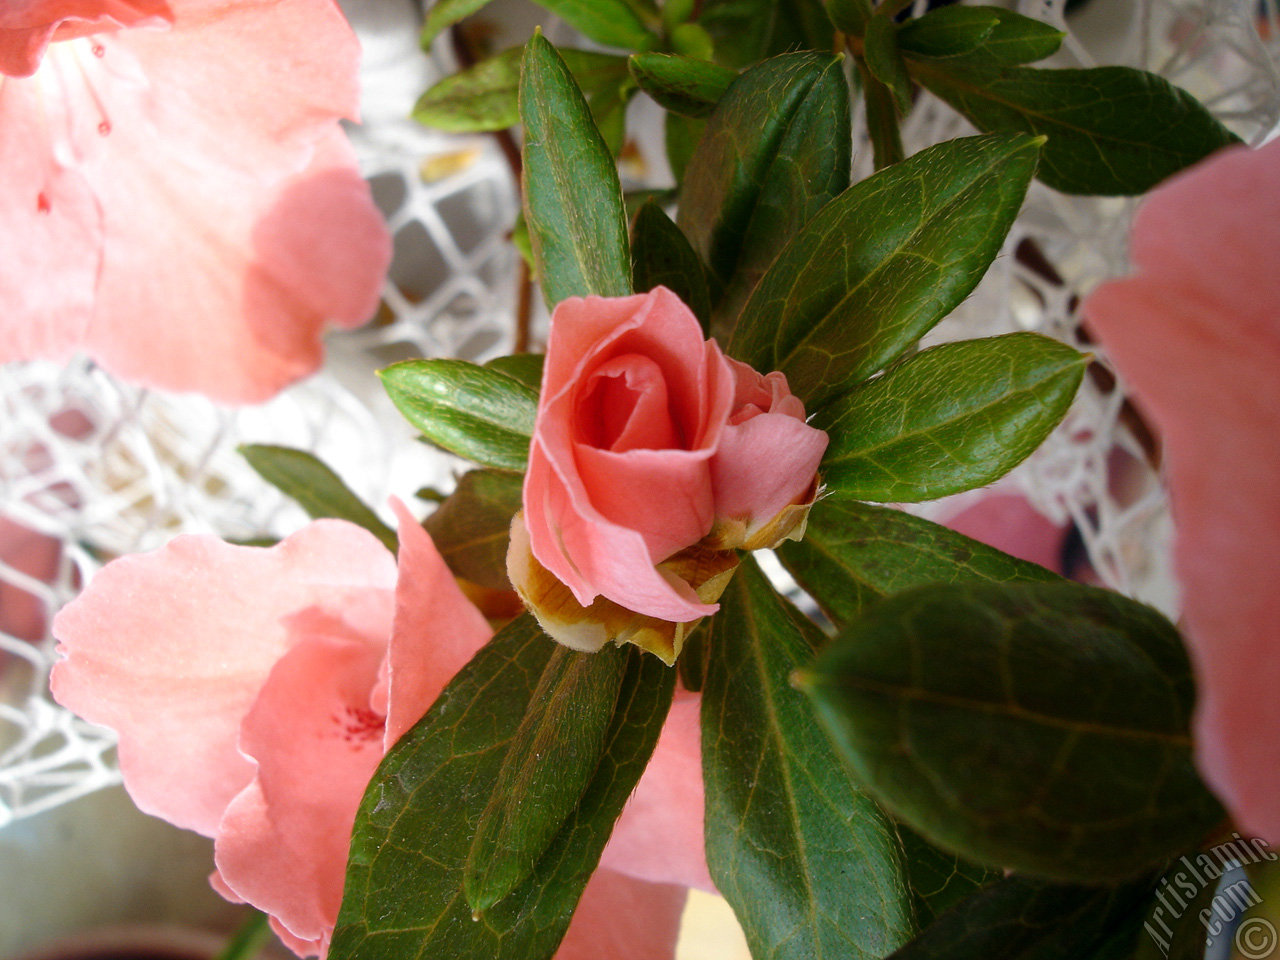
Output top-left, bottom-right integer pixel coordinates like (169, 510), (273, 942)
(698, 0), (776, 68)
(779, 499), (1057, 628)
(897, 827), (1001, 929)
(628, 53), (736, 118)
(380, 359), (537, 471)
(731, 134), (1041, 408)
(898, 6), (1064, 65)
(906, 62), (1240, 195)
(421, 0), (493, 51)
(768, 0), (837, 57)
(818, 333), (1087, 502)
(799, 580), (1225, 881)
(465, 643), (628, 912)
(521, 33), (633, 307)
(414, 47), (630, 134)
(825, 0), (873, 36)
(886, 873), (1158, 960)
(859, 58), (906, 170)
(424, 469), (523, 590)
(238, 444), (396, 552)
(678, 52), (851, 335)
(532, 0), (657, 51)
(702, 556), (914, 960)
(864, 14), (912, 115)
(332, 616), (674, 960)
(665, 112), (704, 184)
(483, 352), (544, 390)
(631, 199), (712, 332)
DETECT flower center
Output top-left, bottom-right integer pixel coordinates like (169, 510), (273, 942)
(577, 354), (683, 452)
(333, 705), (385, 746)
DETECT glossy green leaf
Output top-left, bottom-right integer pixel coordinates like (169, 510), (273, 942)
(421, 0), (492, 51)
(897, 827), (1001, 929)
(521, 33), (632, 307)
(825, 0), (872, 36)
(799, 580), (1225, 881)
(332, 616), (674, 960)
(886, 873), (1158, 960)
(906, 61), (1240, 195)
(424, 469), (523, 590)
(532, 0), (657, 50)
(484, 352), (544, 390)
(380, 359), (537, 471)
(678, 52), (851, 335)
(665, 112), (704, 184)
(730, 134), (1041, 408)
(864, 14), (912, 115)
(238, 444), (396, 552)
(631, 199), (712, 332)
(818, 333), (1087, 502)
(898, 6), (1064, 64)
(465, 643), (628, 912)
(702, 557), (914, 960)
(778, 499), (1057, 628)
(414, 47), (629, 133)
(628, 53), (736, 118)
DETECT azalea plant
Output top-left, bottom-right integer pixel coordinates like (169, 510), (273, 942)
(30, 0), (1280, 958)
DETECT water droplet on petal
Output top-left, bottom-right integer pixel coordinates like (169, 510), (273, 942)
(91, 43), (105, 58)
(98, 121), (111, 136)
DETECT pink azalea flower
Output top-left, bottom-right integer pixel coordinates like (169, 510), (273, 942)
(0, 0), (391, 403)
(50, 501), (709, 956)
(1083, 137), (1280, 842)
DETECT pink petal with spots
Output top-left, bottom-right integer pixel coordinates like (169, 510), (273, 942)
(1083, 139), (1280, 841)
(556, 867), (687, 960)
(50, 521), (397, 836)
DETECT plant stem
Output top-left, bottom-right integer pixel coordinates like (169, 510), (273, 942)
(214, 910), (273, 960)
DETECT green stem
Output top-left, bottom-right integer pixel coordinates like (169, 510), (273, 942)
(856, 59), (904, 170)
(214, 910), (273, 960)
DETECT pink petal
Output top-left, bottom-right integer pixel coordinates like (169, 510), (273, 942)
(602, 693), (714, 891)
(1083, 139), (1280, 841)
(555, 867), (688, 960)
(381, 499), (493, 747)
(50, 521), (397, 836)
(214, 635), (386, 952)
(711, 412), (827, 530)
(0, 0), (169, 77)
(943, 494), (1067, 572)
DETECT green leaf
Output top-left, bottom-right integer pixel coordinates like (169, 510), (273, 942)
(897, 827), (1001, 929)
(730, 133), (1041, 409)
(863, 14), (912, 115)
(665, 112), (705, 184)
(465, 643), (629, 912)
(702, 556), (914, 960)
(423, 469), (523, 590)
(671, 22), (715, 60)
(778, 499), (1058, 628)
(799, 580), (1225, 882)
(521, 33), (633, 307)
(859, 58), (906, 170)
(825, 0), (873, 36)
(380, 359), (537, 471)
(414, 47), (630, 134)
(421, 0), (493, 51)
(628, 53), (736, 118)
(678, 52), (851, 334)
(532, 0), (658, 51)
(906, 61), (1240, 195)
(483, 352), (544, 390)
(817, 333), (1087, 503)
(332, 616), (674, 960)
(238, 444), (396, 553)
(698, 0), (776, 68)
(885, 873), (1158, 960)
(898, 6), (1064, 64)
(630, 199), (712, 332)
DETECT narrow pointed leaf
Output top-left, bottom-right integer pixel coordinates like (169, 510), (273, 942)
(906, 61), (1240, 195)
(898, 7), (1064, 64)
(414, 47), (630, 133)
(799, 581), (1225, 881)
(702, 556), (914, 960)
(628, 53), (736, 118)
(730, 134), (1041, 408)
(678, 52), (851, 334)
(631, 199), (712, 332)
(380, 359), (538, 471)
(532, 0), (657, 51)
(238, 444), (397, 552)
(778, 499), (1057, 628)
(817, 333), (1087, 502)
(421, 0), (493, 51)
(521, 33), (632, 307)
(332, 616), (675, 960)
(465, 643), (629, 912)
(424, 469), (524, 590)
(864, 14), (913, 115)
